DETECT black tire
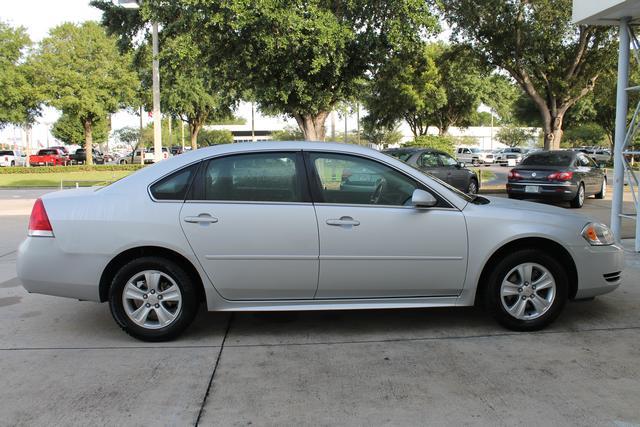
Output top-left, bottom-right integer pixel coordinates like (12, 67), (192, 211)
(109, 256), (199, 341)
(467, 179), (479, 195)
(484, 249), (568, 331)
(570, 183), (585, 208)
(507, 194), (521, 200)
(471, 158), (479, 166)
(595, 178), (606, 200)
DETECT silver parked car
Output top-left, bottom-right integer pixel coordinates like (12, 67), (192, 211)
(17, 142), (623, 341)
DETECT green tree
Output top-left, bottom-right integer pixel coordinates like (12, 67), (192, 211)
(480, 74), (521, 124)
(52, 112), (108, 146)
(404, 135), (456, 155)
(496, 125), (536, 147)
(441, 0), (617, 150)
(133, 0), (438, 141)
(365, 43), (488, 137)
(562, 123), (606, 148)
(361, 120), (404, 148)
(364, 43), (446, 138)
(197, 129), (234, 146)
(31, 22), (137, 164)
(0, 21), (41, 128)
(92, 2), (238, 150)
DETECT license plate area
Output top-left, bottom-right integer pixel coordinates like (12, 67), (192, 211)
(525, 185), (540, 193)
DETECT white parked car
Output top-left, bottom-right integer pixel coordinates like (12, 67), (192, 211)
(119, 148), (172, 164)
(495, 147), (526, 166)
(0, 149), (27, 167)
(455, 147), (495, 166)
(17, 142), (623, 341)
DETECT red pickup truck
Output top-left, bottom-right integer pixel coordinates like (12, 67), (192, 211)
(29, 148), (69, 166)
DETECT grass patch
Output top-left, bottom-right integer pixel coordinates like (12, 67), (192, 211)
(0, 170), (134, 188)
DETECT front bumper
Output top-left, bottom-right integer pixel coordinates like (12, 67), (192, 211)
(507, 182), (578, 201)
(17, 237), (105, 301)
(569, 243), (624, 299)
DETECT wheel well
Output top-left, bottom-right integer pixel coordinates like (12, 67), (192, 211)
(99, 246), (206, 304)
(474, 237), (579, 305)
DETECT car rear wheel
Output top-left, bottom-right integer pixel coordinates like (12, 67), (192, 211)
(10, 161), (15, 166)
(471, 158), (479, 166)
(570, 183), (585, 208)
(595, 178), (606, 200)
(485, 249), (568, 331)
(109, 256), (199, 341)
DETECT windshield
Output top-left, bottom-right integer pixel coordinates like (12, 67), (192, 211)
(469, 148), (481, 153)
(520, 152), (574, 167)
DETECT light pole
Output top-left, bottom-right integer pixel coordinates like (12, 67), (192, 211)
(118, 0), (163, 162)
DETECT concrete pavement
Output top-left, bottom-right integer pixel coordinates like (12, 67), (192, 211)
(0, 190), (639, 425)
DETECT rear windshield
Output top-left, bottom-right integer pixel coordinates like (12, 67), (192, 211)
(384, 151), (414, 162)
(520, 152), (574, 167)
(0, 150), (13, 155)
(37, 149), (58, 155)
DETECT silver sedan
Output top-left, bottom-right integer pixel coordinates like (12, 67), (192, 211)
(17, 142), (623, 341)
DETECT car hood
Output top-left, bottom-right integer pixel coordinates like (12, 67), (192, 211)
(480, 195), (593, 224)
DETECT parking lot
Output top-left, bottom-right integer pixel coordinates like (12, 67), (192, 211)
(1, 189), (639, 425)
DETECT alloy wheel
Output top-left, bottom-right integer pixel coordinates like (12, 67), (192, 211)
(121, 270), (183, 329)
(500, 262), (556, 321)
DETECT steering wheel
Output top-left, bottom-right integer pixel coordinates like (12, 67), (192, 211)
(370, 178), (387, 204)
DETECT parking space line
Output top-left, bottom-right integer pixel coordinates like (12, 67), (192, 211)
(195, 313), (234, 427)
(0, 250), (16, 259)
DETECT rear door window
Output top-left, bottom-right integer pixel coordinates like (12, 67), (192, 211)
(193, 152), (306, 203)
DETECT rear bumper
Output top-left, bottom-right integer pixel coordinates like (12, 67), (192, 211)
(17, 237), (105, 301)
(507, 182), (578, 201)
(569, 243), (624, 299)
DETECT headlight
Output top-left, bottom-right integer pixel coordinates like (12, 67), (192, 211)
(581, 222), (614, 246)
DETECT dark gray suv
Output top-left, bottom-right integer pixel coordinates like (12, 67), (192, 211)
(383, 148), (480, 194)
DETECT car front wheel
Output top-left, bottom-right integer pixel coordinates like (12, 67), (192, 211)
(109, 256), (199, 341)
(485, 249), (568, 331)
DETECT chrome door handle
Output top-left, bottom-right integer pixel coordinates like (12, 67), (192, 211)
(184, 215), (219, 224)
(326, 217), (360, 227)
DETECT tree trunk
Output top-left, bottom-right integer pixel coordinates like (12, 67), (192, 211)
(83, 118), (93, 165)
(542, 113), (565, 150)
(189, 121), (202, 150)
(294, 112), (329, 141)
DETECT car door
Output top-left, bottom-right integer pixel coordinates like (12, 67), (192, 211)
(179, 151), (320, 300)
(417, 151), (447, 182)
(576, 154), (596, 193)
(307, 151), (468, 299)
(437, 153), (468, 191)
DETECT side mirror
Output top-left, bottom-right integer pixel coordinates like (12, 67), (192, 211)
(411, 189), (438, 208)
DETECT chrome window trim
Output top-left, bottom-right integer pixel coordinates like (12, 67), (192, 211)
(148, 148), (463, 210)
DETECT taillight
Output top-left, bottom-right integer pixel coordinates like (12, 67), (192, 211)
(28, 198), (54, 237)
(508, 169), (523, 181)
(548, 171), (573, 181)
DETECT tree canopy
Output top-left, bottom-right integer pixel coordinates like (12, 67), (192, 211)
(0, 21), (41, 128)
(52, 112), (108, 146)
(31, 22), (137, 164)
(125, 0), (440, 141)
(441, 0), (617, 150)
(364, 42), (489, 138)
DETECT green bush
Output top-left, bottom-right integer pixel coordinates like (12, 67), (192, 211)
(0, 164), (146, 174)
(271, 127), (305, 141)
(404, 135), (455, 155)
